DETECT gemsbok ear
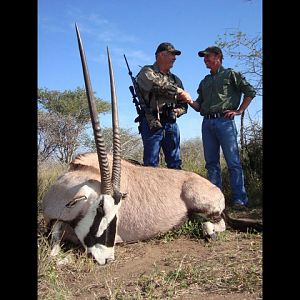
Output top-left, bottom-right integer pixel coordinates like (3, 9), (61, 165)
(65, 196), (87, 208)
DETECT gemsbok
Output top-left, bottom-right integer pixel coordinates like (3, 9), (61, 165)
(42, 24), (262, 265)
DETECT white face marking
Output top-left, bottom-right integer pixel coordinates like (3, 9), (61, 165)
(202, 221), (215, 236)
(213, 218), (226, 233)
(88, 244), (115, 265)
(96, 195), (120, 237)
(73, 194), (121, 265)
(74, 198), (101, 244)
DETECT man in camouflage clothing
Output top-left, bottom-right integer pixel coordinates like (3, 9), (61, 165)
(136, 42), (192, 169)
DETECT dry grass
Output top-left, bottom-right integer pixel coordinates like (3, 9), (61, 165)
(38, 219), (262, 299)
(38, 161), (262, 300)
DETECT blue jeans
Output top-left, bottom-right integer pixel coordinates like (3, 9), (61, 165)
(202, 117), (248, 205)
(140, 116), (182, 169)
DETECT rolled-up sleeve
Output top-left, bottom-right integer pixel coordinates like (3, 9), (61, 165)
(231, 70), (256, 98)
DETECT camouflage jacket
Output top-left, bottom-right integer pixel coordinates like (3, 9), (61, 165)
(136, 62), (188, 121)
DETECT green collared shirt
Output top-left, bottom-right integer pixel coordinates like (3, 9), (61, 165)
(136, 62), (188, 117)
(195, 66), (256, 115)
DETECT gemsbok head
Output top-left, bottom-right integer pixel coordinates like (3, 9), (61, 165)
(43, 24), (126, 265)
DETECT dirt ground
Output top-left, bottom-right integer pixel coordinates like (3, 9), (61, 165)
(98, 236), (261, 299)
(39, 209), (262, 300)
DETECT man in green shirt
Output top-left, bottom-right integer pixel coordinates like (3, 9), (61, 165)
(183, 46), (256, 209)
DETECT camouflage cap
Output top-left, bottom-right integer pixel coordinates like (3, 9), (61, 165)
(155, 42), (181, 55)
(198, 46), (223, 58)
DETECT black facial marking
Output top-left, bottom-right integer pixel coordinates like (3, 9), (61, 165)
(191, 209), (222, 223)
(83, 199), (106, 247)
(113, 190), (127, 205)
(113, 190), (122, 205)
(105, 216), (117, 247)
(84, 229), (106, 247)
(67, 213), (84, 229)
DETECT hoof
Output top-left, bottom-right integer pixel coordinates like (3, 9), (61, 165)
(204, 232), (217, 242)
(106, 257), (115, 264)
(50, 244), (61, 256)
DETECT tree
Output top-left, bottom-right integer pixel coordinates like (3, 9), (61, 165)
(38, 87), (111, 163)
(83, 127), (143, 161)
(216, 30), (262, 96)
(38, 111), (59, 162)
(38, 87), (111, 122)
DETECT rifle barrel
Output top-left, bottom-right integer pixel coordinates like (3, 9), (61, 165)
(123, 54), (132, 76)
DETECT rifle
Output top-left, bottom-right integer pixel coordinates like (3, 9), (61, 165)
(123, 54), (144, 123)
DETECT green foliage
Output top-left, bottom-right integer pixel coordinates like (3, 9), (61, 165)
(158, 214), (205, 242)
(38, 87), (111, 163)
(38, 87), (111, 124)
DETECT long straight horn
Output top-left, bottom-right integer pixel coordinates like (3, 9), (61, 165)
(75, 23), (112, 195)
(107, 47), (121, 190)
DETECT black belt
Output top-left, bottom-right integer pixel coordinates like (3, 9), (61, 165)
(204, 112), (224, 119)
(203, 112), (234, 120)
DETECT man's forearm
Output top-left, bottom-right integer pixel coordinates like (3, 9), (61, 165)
(186, 99), (200, 112)
(237, 96), (253, 114)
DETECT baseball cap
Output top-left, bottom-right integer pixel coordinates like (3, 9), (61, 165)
(198, 46), (223, 58)
(155, 42), (181, 55)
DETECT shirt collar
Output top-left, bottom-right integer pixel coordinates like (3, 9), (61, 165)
(153, 62), (171, 75)
(210, 65), (224, 75)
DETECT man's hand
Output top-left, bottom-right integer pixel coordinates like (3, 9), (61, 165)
(173, 108), (181, 116)
(178, 90), (193, 103)
(223, 109), (241, 118)
(149, 119), (163, 132)
(224, 96), (253, 118)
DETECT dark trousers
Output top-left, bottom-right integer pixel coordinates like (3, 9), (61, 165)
(139, 117), (182, 169)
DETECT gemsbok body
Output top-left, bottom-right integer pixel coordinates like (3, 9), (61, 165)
(42, 24), (262, 265)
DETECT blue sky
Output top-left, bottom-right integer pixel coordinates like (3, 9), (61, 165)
(38, 0), (262, 141)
